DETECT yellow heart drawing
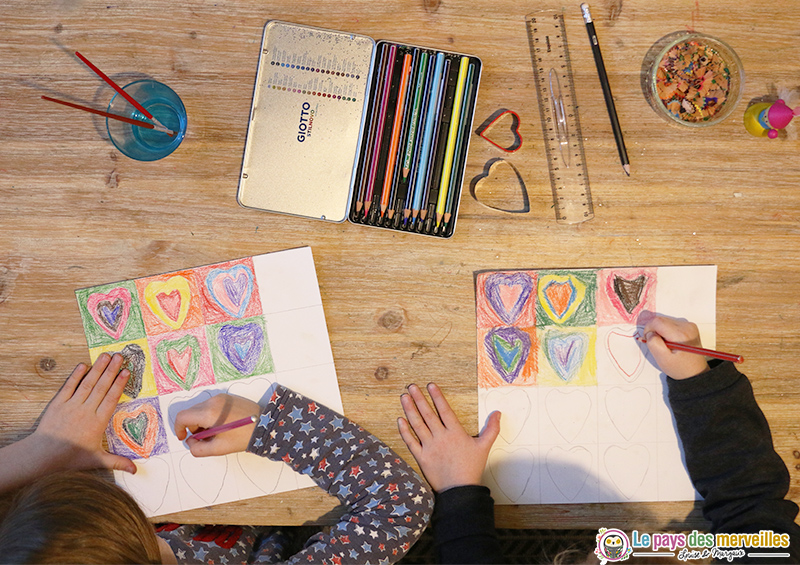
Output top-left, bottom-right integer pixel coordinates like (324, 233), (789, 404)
(537, 274), (586, 324)
(144, 276), (192, 330)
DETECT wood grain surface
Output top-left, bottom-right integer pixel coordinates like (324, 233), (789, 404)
(1, 0), (798, 530)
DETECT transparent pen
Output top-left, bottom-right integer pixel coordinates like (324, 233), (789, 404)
(549, 68), (571, 168)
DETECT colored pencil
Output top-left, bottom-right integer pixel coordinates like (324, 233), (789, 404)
(580, 4), (630, 176)
(636, 337), (743, 364)
(355, 45), (390, 217)
(404, 56), (435, 225)
(380, 52), (413, 218)
(410, 52), (445, 223)
(435, 56), (470, 228)
(363, 43), (397, 218)
(443, 63), (476, 230)
(42, 95), (176, 136)
(419, 57), (450, 223)
(190, 415), (257, 440)
(402, 52), (429, 182)
(75, 51), (168, 131)
(389, 50), (419, 221)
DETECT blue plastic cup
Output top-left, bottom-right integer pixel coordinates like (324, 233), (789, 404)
(106, 79), (187, 161)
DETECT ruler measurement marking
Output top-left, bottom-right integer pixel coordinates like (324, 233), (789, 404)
(526, 11), (594, 223)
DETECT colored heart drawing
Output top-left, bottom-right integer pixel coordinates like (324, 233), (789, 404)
(538, 274), (587, 324)
(613, 275), (647, 315)
(546, 446), (592, 501)
(488, 447), (535, 502)
(206, 265), (254, 318)
(484, 272), (534, 325)
(544, 331), (588, 382)
(604, 444), (650, 500)
(156, 334), (201, 390)
(485, 388), (531, 443)
(472, 159), (530, 213)
(545, 389), (591, 442)
(484, 327), (531, 384)
(605, 387), (651, 441)
(179, 452), (228, 505)
(606, 327), (645, 381)
(121, 457), (170, 516)
(112, 402), (160, 458)
(118, 343), (146, 399)
(218, 323), (264, 375)
(144, 276), (192, 330)
(476, 109), (523, 152)
(87, 287), (132, 340)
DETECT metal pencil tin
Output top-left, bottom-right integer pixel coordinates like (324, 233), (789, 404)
(238, 21), (481, 238)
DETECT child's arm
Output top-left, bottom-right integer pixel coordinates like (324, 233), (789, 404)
(644, 316), (800, 561)
(0, 353), (136, 494)
(175, 386), (434, 565)
(398, 383), (506, 564)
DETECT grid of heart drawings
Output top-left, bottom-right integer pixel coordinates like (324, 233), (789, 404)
(477, 267), (656, 388)
(76, 258), (272, 460)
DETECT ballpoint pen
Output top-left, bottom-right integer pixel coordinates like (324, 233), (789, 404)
(549, 68), (571, 168)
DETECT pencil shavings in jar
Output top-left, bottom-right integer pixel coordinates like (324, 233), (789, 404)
(642, 32), (744, 127)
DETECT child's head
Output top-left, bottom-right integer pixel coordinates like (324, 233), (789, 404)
(0, 471), (162, 564)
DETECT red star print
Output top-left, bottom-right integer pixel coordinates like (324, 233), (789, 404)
(307, 402), (319, 414)
(339, 535), (350, 544)
(270, 390), (280, 403)
(282, 454), (293, 464)
(318, 458), (330, 472)
(386, 483), (399, 493)
(349, 465), (362, 478)
(306, 555), (314, 561)
(391, 494), (399, 500)
(379, 543), (385, 551)
(328, 472), (335, 479)
(331, 556), (342, 565)
(350, 516), (359, 523)
(405, 516), (412, 522)
(279, 403), (285, 410)
(402, 542), (410, 551)
(278, 420), (285, 427)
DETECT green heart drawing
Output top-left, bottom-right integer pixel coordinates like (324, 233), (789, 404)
(155, 334), (201, 390)
(122, 412), (149, 447)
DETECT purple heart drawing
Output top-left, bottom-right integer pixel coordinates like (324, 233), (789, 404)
(484, 272), (534, 325)
(206, 265), (254, 318)
(543, 331), (588, 382)
(484, 326), (531, 384)
(218, 323), (264, 375)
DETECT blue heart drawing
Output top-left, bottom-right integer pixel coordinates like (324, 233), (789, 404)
(218, 323), (263, 375)
(544, 331), (588, 382)
(484, 272), (534, 325)
(485, 326), (531, 384)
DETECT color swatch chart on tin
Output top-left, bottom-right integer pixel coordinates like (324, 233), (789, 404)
(76, 247), (342, 517)
(350, 41), (481, 237)
(475, 265), (716, 504)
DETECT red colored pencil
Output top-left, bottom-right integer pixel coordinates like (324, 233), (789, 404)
(190, 415), (257, 440)
(42, 95), (175, 136)
(75, 51), (167, 130)
(636, 337), (743, 363)
(380, 53), (413, 218)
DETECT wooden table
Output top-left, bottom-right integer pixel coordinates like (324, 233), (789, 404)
(1, 0), (798, 530)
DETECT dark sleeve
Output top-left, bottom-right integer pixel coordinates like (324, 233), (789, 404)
(668, 361), (800, 563)
(246, 385), (434, 565)
(431, 485), (505, 564)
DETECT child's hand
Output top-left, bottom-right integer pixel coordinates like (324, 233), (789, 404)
(174, 393), (260, 457)
(34, 353), (136, 474)
(398, 383), (501, 493)
(642, 315), (711, 380)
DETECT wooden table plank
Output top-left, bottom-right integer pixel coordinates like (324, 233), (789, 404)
(1, 0), (798, 529)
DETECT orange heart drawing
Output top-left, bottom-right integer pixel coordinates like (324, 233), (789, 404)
(477, 109), (523, 153)
(472, 159), (530, 213)
(112, 403), (160, 458)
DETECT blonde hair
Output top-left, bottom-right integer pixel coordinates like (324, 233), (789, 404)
(0, 471), (161, 564)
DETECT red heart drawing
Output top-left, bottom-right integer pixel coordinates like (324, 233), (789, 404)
(477, 110), (523, 153)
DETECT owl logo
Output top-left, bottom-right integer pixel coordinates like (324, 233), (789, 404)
(594, 528), (632, 563)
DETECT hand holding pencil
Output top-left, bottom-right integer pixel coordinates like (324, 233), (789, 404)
(175, 393), (260, 457)
(640, 315), (714, 380)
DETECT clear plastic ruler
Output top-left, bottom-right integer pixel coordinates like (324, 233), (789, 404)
(526, 10), (594, 224)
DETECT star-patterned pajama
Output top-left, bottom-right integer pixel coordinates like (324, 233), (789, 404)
(158, 385), (434, 564)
